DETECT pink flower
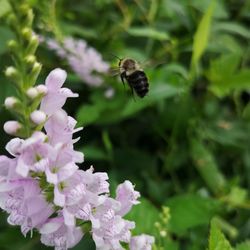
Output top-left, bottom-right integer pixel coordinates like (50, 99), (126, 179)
(46, 38), (109, 86)
(0, 68), (153, 250)
(40, 217), (83, 250)
(129, 234), (155, 250)
(116, 180), (140, 216)
(40, 68), (78, 116)
(0, 177), (53, 236)
(44, 109), (83, 146)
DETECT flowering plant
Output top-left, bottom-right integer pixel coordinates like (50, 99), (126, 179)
(1, 68), (154, 250)
(1, 1), (154, 249)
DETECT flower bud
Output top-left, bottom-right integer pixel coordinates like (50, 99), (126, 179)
(7, 14), (18, 29)
(21, 28), (32, 41)
(26, 34), (39, 54)
(36, 85), (48, 95)
(30, 62), (42, 85)
(26, 87), (39, 99)
(24, 55), (36, 66)
(5, 66), (17, 78)
(7, 40), (18, 51)
(4, 97), (18, 109)
(3, 121), (22, 135)
(19, 3), (30, 16)
(30, 110), (46, 125)
(23, 9), (34, 27)
(5, 67), (19, 84)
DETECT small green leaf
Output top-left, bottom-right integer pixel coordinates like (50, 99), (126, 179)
(125, 198), (159, 236)
(190, 139), (226, 194)
(227, 187), (248, 207)
(79, 146), (107, 161)
(76, 104), (101, 126)
(208, 219), (233, 250)
(191, 0), (216, 69)
(0, 0), (11, 18)
(236, 241), (250, 250)
(0, 27), (14, 55)
(121, 84), (181, 119)
(127, 27), (169, 41)
(165, 194), (221, 235)
(213, 22), (250, 39)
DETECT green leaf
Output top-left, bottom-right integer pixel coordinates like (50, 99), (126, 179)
(121, 84), (181, 119)
(127, 27), (169, 41)
(0, 0), (11, 18)
(165, 194), (221, 235)
(209, 68), (250, 97)
(79, 145), (107, 161)
(190, 139), (226, 194)
(76, 104), (101, 126)
(0, 27), (14, 55)
(206, 52), (250, 97)
(236, 241), (250, 250)
(191, 0), (216, 68)
(72, 233), (95, 250)
(213, 22), (250, 39)
(208, 220), (233, 250)
(125, 198), (159, 236)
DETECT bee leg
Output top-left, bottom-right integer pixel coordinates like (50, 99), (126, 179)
(128, 83), (136, 101)
(120, 72), (126, 88)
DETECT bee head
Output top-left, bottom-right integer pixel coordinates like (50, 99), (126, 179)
(121, 58), (138, 71)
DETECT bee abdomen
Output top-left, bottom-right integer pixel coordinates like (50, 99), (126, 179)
(126, 71), (149, 98)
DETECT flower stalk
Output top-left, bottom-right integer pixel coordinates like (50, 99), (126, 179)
(5, 0), (42, 138)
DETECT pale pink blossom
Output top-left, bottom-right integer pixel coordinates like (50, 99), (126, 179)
(129, 234), (155, 250)
(116, 180), (140, 216)
(0, 68), (152, 250)
(46, 37), (109, 86)
(40, 68), (78, 116)
(40, 217), (83, 250)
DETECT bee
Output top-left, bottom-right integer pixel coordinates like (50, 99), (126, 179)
(117, 58), (149, 98)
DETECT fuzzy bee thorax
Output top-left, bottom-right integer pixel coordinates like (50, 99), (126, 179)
(119, 58), (141, 75)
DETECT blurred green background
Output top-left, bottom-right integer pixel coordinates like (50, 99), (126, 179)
(0, 0), (250, 249)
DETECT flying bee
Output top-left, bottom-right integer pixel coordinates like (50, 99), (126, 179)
(110, 56), (149, 98)
(119, 58), (149, 98)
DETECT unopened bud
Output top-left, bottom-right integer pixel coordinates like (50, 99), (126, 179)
(26, 87), (39, 99)
(36, 85), (48, 95)
(3, 121), (22, 135)
(160, 230), (167, 237)
(26, 34), (39, 54)
(32, 62), (42, 72)
(7, 40), (18, 51)
(30, 62), (42, 84)
(7, 14), (17, 28)
(19, 3), (30, 16)
(30, 110), (46, 125)
(5, 67), (19, 84)
(5, 66), (17, 77)
(22, 27), (32, 41)
(25, 55), (36, 65)
(4, 97), (18, 109)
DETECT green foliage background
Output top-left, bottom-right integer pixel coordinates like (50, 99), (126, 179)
(0, 0), (250, 249)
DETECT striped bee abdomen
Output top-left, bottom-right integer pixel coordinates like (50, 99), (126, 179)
(126, 70), (149, 98)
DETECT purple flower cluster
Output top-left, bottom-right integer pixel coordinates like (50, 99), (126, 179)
(0, 68), (154, 249)
(46, 38), (109, 86)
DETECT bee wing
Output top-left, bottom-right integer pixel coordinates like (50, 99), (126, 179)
(108, 67), (120, 77)
(140, 59), (166, 69)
